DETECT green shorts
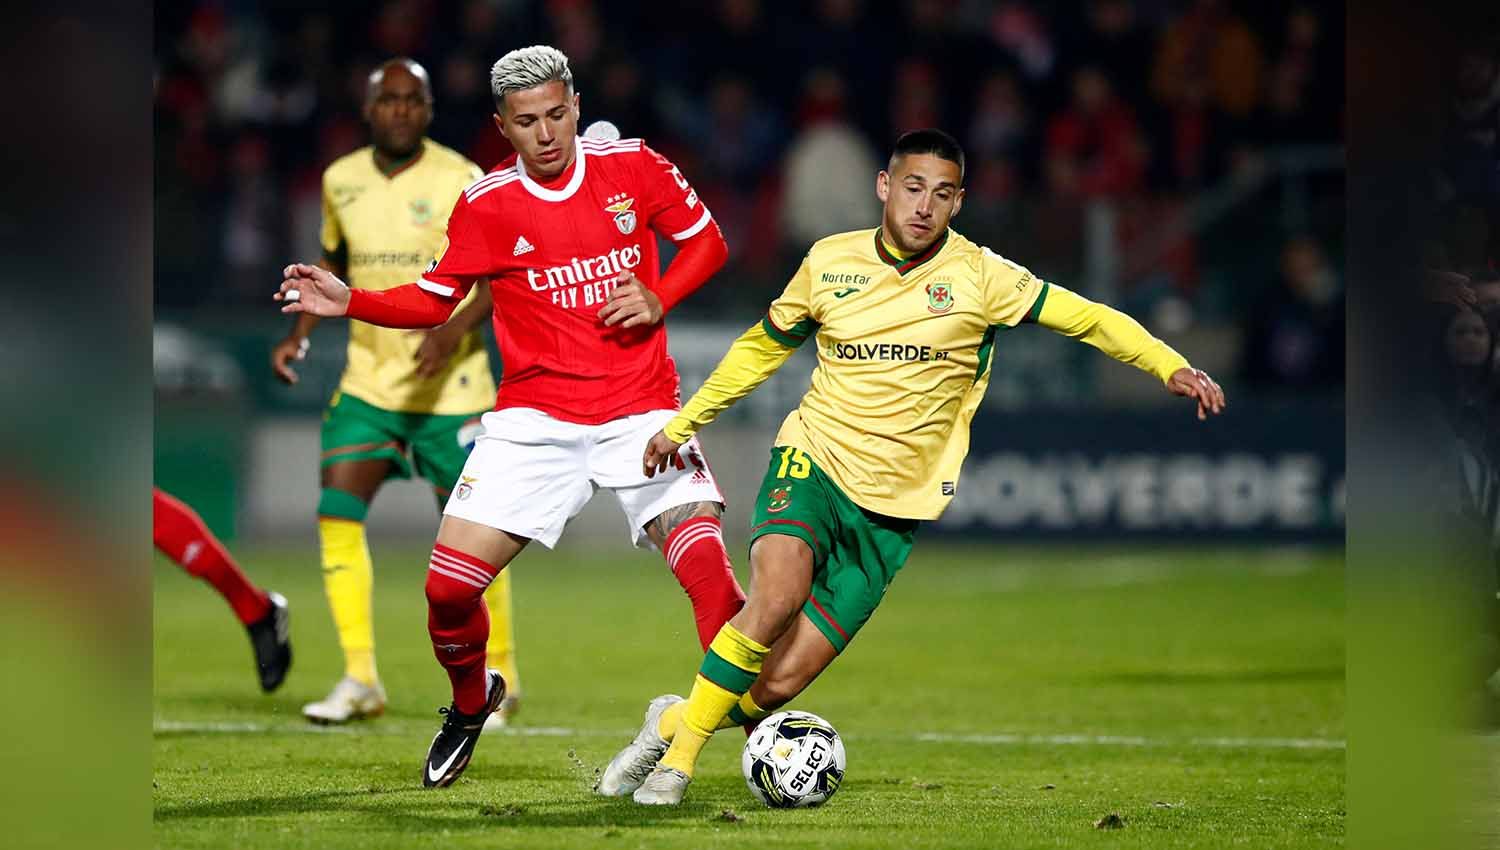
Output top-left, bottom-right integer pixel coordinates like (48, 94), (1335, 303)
(320, 390), (485, 496)
(748, 446), (919, 653)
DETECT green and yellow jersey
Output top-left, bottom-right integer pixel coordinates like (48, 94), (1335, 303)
(664, 226), (1190, 520)
(320, 138), (496, 414)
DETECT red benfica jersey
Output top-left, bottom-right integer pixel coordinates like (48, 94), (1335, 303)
(417, 135), (715, 424)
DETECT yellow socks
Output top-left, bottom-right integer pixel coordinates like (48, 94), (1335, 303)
(318, 517), (378, 686)
(657, 691), (771, 741)
(483, 568), (519, 695)
(659, 624), (770, 776)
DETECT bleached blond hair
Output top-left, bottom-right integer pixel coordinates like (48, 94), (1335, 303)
(490, 45), (573, 112)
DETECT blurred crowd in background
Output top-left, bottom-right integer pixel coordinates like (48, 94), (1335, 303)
(1425, 27), (1500, 466)
(155, 0), (1344, 395)
(1420, 23), (1500, 669)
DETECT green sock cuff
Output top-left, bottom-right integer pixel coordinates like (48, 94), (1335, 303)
(318, 488), (369, 522)
(699, 650), (757, 694)
(727, 704), (751, 726)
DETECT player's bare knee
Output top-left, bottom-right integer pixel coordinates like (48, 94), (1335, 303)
(751, 673), (802, 711)
(738, 585), (804, 639)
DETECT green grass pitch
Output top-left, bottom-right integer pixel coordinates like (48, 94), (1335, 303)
(154, 542), (1344, 849)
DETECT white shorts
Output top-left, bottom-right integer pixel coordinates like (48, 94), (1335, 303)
(442, 407), (725, 549)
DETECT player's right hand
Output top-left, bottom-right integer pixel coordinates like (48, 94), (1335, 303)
(276, 263), (351, 317)
(643, 430), (686, 478)
(270, 335), (310, 385)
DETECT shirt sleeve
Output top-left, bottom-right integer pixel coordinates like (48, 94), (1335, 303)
(319, 172), (347, 270)
(663, 322), (798, 443)
(760, 254), (819, 347)
(979, 246), (1046, 327)
(1034, 283), (1190, 384)
(636, 143), (715, 243)
(417, 195), (493, 301)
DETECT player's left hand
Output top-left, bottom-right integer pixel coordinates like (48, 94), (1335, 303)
(412, 325), (462, 378)
(1167, 367), (1226, 421)
(598, 273), (663, 328)
(643, 430), (686, 478)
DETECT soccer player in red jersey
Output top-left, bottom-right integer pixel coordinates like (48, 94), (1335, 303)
(153, 488), (292, 692)
(276, 45), (746, 788)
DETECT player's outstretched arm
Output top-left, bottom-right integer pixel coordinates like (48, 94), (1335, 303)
(1034, 283), (1225, 419)
(642, 321), (799, 476)
(275, 263), (462, 330)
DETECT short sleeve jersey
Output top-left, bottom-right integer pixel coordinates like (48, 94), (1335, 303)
(319, 139), (496, 414)
(418, 135), (716, 424)
(763, 227), (1046, 520)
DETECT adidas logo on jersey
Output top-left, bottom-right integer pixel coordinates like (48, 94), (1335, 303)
(513, 235), (535, 256)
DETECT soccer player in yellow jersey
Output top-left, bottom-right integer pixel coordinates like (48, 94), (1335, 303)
(602, 129), (1226, 804)
(269, 59), (521, 727)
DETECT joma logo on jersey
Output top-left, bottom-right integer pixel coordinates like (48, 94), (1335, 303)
(926, 281), (955, 314)
(332, 185), (364, 208)
(604, 193), (637, 234)
(824, 271), (872, 299)
(525, 244), (643, 292)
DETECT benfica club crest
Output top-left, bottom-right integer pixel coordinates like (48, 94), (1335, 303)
(456, 475), (477, 501)
(605, 194), (637, 234)
(926, 281), (954, 314)
(767, 485), (792, 513)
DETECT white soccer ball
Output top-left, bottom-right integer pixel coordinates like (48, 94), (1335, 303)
(583, 119), (620, 141)
(741, 710), (846, 808)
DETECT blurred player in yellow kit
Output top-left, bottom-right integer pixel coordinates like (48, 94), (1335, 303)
(600, 129), (1226, 804)
(270, 58), (520, 727)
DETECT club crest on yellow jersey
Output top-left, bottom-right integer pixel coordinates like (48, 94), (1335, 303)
(605, 193), (637, 234)
(410, 198), (432, 226)
(926, 280), (954, 314)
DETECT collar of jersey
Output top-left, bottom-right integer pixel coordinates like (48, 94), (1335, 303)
(374, 140), (426, 179)
(874, 227), (949, 275)
(517, 136), (586, 202)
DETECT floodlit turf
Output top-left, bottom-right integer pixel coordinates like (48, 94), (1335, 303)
(154, 542), (1344, 849)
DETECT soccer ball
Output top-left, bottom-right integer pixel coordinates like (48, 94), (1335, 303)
(742, 710), (846, 808)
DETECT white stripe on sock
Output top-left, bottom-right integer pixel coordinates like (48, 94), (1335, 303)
(666, 523), (721, 567)
(428, 563), (488, 589)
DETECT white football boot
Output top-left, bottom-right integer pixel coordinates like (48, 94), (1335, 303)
(595, 694), (683, 796)
(632, 765), (692, 805)
(302, 676), (387, 724)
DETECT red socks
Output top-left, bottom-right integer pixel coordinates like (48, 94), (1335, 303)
(425, 543), (499, 714)
(152, 488), (271, 625)
(424, 519), (739, 713)
(664, 516), (746, 650)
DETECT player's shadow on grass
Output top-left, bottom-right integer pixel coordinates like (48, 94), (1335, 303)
(1085, 666), (1343, 685)
(154, 784), (741, 831)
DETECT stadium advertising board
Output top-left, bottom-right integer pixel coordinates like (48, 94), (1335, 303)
(934, 400), (1344, 541)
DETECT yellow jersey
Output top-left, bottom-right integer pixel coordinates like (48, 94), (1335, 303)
(666, 226), (1189, 520)
(320, 139), (496, 414)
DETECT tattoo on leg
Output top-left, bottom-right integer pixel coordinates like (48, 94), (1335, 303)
(649, 501), (723, 540)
